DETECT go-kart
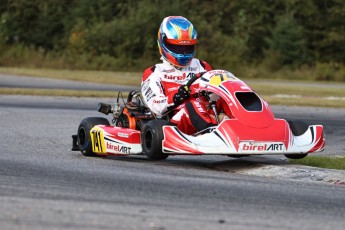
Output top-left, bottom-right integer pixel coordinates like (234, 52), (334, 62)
(72, 70), (325, 160)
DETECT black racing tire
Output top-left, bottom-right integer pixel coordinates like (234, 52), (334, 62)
(285, 154), (308, 159)
(141, 119), (170, 160)
(285, 120), (309, 160)
(287, 120), (309, 136)
(77, 117), (110, 157)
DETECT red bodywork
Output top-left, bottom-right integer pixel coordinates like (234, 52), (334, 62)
(91, 70), (325, 156)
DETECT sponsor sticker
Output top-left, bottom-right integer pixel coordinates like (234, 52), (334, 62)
(178, 40), (192, 44)
(153, 98), (167, 104)
(164, 73), (187, 81)
(162, 69), (175, 73)
(240, 142), (285, 153)
(193, 100), (206, 113)
(208, 70), (228, 75)
(143, 87), (156, 101)
(107, 142), (131, 154)
(167, 87), (178, 92)
(117, 133), (129, 138)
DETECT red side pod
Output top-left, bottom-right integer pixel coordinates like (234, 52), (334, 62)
(162, 126), (203, 154)
(100, 126), (141, 144)
(162, 119), (289, 154)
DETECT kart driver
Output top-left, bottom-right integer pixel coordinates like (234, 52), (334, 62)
(141, 16), (231, 135)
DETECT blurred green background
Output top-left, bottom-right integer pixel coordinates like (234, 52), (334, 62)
(0, 0), (344, 81)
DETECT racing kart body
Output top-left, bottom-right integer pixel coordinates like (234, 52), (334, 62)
(72, 70), (325, 160)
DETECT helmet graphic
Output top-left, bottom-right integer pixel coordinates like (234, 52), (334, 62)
(157, 16), (197, 67)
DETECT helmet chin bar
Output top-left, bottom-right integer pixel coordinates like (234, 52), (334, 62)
(160, 55), (186, 69)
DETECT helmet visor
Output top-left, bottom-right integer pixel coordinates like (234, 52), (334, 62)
(164, 38), (196, 55)
(165, 42), (196, 55)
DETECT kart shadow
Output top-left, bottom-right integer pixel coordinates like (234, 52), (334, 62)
(106, 155), (289, 172)
(206, 155), (289, 172)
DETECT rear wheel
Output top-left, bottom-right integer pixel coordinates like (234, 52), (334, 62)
(142, 119), (170, 160)
(285, 120), (309, 159)
(77, 117), (110, 157)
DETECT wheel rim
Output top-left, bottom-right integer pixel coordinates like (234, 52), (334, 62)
(144, 130), (152, 150)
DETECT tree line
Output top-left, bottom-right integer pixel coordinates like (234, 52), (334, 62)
(0, 0), (344, 80)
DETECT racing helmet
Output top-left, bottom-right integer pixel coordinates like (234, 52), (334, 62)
(157, 16), (197, 67)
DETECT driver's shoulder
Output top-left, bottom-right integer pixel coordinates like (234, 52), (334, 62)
(142, 65), (156, 82)
(195, 59), (212, 71)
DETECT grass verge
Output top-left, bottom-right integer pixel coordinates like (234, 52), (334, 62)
(261, 95), (345, 108)
(1, 67), (345, 107)
(250, 83), (345, 98)
(1, 87), (344, 108)
(290, 156), (345, 170)
(0, 88), (128, 98)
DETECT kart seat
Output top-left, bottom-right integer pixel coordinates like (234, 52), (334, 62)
(126, 90), (171, 121)
(126, 90), (147, 112)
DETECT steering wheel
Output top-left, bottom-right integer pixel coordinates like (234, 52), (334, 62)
(161, 72), (207, 117)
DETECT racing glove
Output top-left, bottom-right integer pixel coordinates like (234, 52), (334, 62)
(173, 85), (191, 106)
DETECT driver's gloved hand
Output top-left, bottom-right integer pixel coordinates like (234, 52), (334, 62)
(173, 85), (191, 106)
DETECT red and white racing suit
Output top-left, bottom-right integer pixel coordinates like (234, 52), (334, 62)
(141, 58), (218, 135)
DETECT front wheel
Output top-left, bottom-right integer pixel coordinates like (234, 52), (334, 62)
(285, 120), (309, 160)
(77, 117), (110, 157)
(285, 153), (308, 159)
(141, 119), (170, 160)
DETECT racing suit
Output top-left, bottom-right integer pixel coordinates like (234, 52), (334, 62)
(141, 58), (217, 135)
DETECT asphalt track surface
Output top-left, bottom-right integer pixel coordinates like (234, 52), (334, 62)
(0, 95), (344, 230)
(0, 74), (140, 91)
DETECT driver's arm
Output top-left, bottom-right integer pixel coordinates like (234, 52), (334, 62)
(141, 72), (170, 115)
